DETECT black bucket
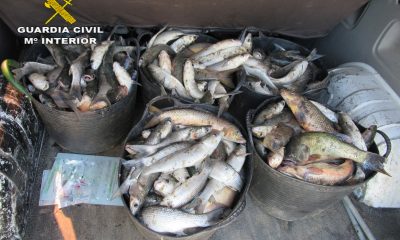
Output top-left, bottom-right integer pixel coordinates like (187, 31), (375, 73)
(121, 96), (253, 240)
(19, 43), (139, 154)
(247, 97), (390, 221)
(229, 36), (328, 126)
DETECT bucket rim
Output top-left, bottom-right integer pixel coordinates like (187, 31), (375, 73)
(120, 95), (253, 238)
(246, 96), (386, 190)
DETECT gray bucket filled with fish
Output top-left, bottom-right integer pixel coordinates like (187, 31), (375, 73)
(139, 29), (253, 116)
(6, 29), (140, 154)
(229, 35), (329, 125)
(118, 96), (252, 240)
(247, 92), (391, 221)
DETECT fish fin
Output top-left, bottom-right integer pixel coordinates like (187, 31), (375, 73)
(217, 101), (229, 117)
(148, 105), (162, 114)
(273, 43), (286, 52)
(306, 49), (324, 62)
(258, 31), (267, 38)
(200, 91), (215, 104)
(205, 207), (225, 225)
(90, 95), (111, 110)
(160, 85), (168, 96)
(363, 152), (390, 176)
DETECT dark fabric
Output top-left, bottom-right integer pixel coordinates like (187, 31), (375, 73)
(0, 0), (367, 38)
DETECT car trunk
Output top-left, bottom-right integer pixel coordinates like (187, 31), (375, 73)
(0, 0), (399, 239)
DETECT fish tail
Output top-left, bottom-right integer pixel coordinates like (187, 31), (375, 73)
(217, 71), (235, 89)
(363, 153), (390, 176)
(306, 49), (324, 62)
(205, 208), (225, 225)
(90, 95), (111, 110)
(125, 144), (157, 157)
(121, 158), (144, 168)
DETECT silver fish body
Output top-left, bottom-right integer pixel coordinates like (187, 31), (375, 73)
(154, 173), (178, 197)
(171, 35), (198, 53)
(207, 54), (250, 72)
(69, 51), (89, 100)
(91, 40), (114, 70)
(162, 161), (212, 208)
(28, 73), (49, 91)
(226, 144), (247, 172)
(126, 126), (212, 157)
(254, 100), (286, 124)
(172, 168), (190, 183)
(129, 173), (160, 215)
(338, 112), (367, 151)
(152, 30), (184, 46)
(142, 132), (223, 175)
(148, 64), (191, 99)
(141, 206), (223, 235)
(209, 161), (243, 191)
(124, 142), (192, 168)
(158, 50), (172, 74)
(183, 60), (205, 99)
(113, 61), (134, 93)
(145, 119), (173, 145)
(12, 62), (56, 81)
(310, 101), (338, 123)
(192, 39), (242, 59)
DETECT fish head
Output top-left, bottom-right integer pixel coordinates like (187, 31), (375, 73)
(224, 127), (246, 144)
(252, 49), (266, 61)
(158, 50), (169, 59)
(188, 34), (199, 42)
(130, 197), (142, 215)
(242, 33), (253, 52)
(191, 126), (213, 139)
(280, 88), (303, 113)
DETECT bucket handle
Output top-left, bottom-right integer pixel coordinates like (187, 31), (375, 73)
(1, 59), (32, 100)
(376, 130), (391, 159)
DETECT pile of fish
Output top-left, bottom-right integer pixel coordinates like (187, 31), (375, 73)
(118, 108), (247, 236)
(252, 89), (389, 186)
(244, 46), (325, 96)
(12, 34), (138, 113)
(140, 27), (254, 115)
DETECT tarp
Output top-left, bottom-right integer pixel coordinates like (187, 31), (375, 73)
(0, 0), (368, 38)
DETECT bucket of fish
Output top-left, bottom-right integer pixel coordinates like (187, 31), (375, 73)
(139, 27), (254, 116)
(117, 96), (252, 239)
(229, 35), (329, 125)
(247, 90), (391, 221)
(1, 28), (140, 154)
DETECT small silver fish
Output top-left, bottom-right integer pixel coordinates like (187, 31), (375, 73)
(90, 40), (114, 70)
(28, 73), (49, 91)
(162, 161), (212, 208)
(141, 206), (223, 235)
(123, 142), (192, 168)
(141, 131), (223, 175)
(209, 161), (243, 191)
(148, 64), (191, 99)
(154, 173), (178, 197)
(171, 35), (198, 53)
(126, 126), (212, 157)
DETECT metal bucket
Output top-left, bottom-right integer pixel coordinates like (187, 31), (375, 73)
(229, 36), (328, 125)
(247, 97), (390, 221)
(19, 42), (139, 154)
(121, 96), (253, 240)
